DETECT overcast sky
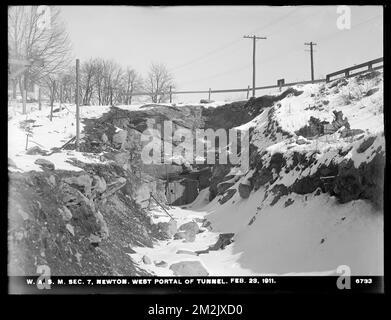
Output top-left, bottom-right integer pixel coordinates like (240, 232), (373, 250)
(60, 5), (383, 101)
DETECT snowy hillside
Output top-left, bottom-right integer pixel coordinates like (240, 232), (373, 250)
(8, 70), (384, 277)
(131, 70), (384, 276)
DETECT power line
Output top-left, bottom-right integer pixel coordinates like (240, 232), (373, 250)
(168, 7), (300, 73)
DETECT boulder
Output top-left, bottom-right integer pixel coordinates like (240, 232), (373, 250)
(238, 182), (252, 199)
(200, 99), (214, 104)
(209, 233), (235, 250)
(154, 260), (168, 268)
(178, 221), (199, 234)
(157, 219), (177, 238)
(142, 255), (152, 264)
(63, 174), (93, 198)
(173, 231), (196, 242)
(34, 158), (55, 170)
(176, 249), (198, 256)
(92, 175), (107, 194)
(26, 146), (47, 155)
(169, 261), (209, 276)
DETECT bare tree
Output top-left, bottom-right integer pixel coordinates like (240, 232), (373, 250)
(144, 63), (174, 103)
(122, 67), (142, 105)
(8, 6), (72, 95)
(81, 59), (97, 105)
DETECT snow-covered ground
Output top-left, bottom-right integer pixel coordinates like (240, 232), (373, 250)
(8, 102), (113, 172)
(8, 71), (384, 276)
(130, 72), (384, 276)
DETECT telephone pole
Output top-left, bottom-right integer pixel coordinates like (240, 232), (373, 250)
(75, 59), (80, 151)
(244, 35), (267, 98)
(305, 42), (317, 82)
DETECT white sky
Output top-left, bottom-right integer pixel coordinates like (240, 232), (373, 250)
(60, 5), (383, 102)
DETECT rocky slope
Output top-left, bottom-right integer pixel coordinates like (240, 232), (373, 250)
(8, 70), (384, 276)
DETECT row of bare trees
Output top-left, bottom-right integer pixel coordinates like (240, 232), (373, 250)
(8, 5), (175, 108)
(43, 59), (174, 106)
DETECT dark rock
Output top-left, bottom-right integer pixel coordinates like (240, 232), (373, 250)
(217, 181), (235, 194)
(238, 182), (252, 199)
(333, 152), (384, 208)
(365, 87), (379, 97)
(291, 176), (322, 195)
(26, 146), (47, 155)
(154, 260), (168, 268)
(209, 233), (235, 250)
(270, 184), (289, 206)
(142, 255), (152, 264)
(34, 159), (55, 170)
(200, 99), (215, 104)
(340, 128), (365, 138)
(357, 136), (376, 153)
(284, 198), (294, 207)
(251, 167), (273, 190)
(218, 189), (237, 204)
(176, 249), (198, 256)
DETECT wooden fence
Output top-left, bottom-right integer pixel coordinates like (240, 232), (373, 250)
(325, 57), (383, 82)
(129, 57), (383, 102)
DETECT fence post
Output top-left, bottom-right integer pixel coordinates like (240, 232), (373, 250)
(22, 72), (27, 114)
(208, 88), (211, 101)
(38, 87), (42, 111)
(345, 69), (350, 78)
(247, 85), (250, 99)
(169, 86), (172, 103)
(76, 59), (80, 151)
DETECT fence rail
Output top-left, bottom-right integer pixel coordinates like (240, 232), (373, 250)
(128, 57), (383, 101)
(325, 57), (383, 82)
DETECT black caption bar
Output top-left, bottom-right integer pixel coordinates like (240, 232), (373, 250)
(8, 276), (384, 294)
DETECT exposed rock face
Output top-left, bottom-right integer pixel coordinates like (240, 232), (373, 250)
(251, 167), (273, 191)
(209, 165), (233, 201)
(8, 162), (156, 276)
(270, 184), (289, 206)
(333, 153), (385, 208)
(169, 261), (209, 276)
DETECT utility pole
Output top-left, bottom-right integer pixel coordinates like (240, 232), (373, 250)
(75, 59), (80, 151)
(305, 42), (317, 82)
(244, 35), (267, 98)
